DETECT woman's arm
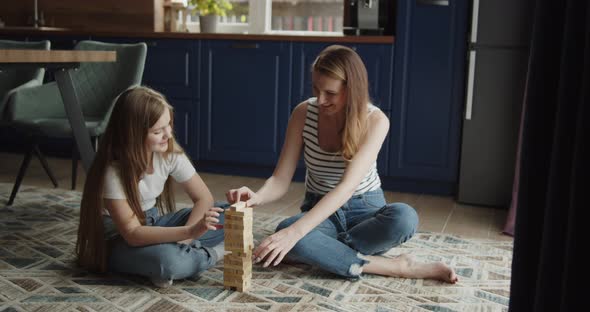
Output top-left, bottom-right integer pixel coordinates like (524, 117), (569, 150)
(226, 102), (307, 206)
(254, 110), (390, 266)
(105, 198), (220, 247)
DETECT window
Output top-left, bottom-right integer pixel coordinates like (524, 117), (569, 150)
(271, 0), (343, 33)
(185, 0), (343, 35)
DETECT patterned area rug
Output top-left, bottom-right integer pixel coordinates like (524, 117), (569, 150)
(0, 184), (513, 312)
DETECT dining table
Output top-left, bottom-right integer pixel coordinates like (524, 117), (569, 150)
(0, 49), (116, 171)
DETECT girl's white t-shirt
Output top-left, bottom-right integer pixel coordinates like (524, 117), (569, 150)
(102, 152), (196, 215)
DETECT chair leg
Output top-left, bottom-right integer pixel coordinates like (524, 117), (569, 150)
(34, 145), (59, 188)
(8, 145), (35, 206)
(72, 146), (78, 190)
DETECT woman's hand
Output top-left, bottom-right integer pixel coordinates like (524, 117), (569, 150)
(188, 207), (224, 238)
(226, 186), (262, 207)
(253, 227), (302, 267)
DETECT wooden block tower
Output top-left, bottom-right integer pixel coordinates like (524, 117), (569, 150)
(223, 201), (253, 292)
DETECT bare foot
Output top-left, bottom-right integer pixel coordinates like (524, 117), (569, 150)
(364, 254), (458, 284)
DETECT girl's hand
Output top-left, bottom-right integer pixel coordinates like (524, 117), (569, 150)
(226, 186), (262, 207)
(253, 227), (302, 267)
(189, 207), (224, 237)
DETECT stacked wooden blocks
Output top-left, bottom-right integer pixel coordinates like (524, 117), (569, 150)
(223, 202), (253, 292)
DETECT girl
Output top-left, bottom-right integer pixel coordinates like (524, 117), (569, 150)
(76, 86), (224, 288)
(227, 45), (457, 283)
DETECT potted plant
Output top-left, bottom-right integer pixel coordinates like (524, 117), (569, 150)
(190, 0), (233, 33)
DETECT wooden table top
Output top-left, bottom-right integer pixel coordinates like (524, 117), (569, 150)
(0, 49), (116, 63)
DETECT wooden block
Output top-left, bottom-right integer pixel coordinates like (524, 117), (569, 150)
(224, 257), (252, 269)
(224, 239), (253, 247)
(224, 274), (252, 292)
(224, 267), (252, 276)
(225, 213), (253, 222)
(224, 281), (251, 292)
(226, 205), (253, 216)
(225, 232), (252, 241)
(223, 202), (253, 292)
(225, 243), (253, 253)
(224, 222), (252, 230)
(224, 232), (253, 242)
(224, 253), (251, 260)
(225, 216), (253, 223)
(230, 201), (247, 210)
(225, 250), (252, 258)
(225, 233), (253, 246)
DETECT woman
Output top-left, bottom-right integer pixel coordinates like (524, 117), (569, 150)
(76, 86), (224, 288)
(227, 45), (457, 283)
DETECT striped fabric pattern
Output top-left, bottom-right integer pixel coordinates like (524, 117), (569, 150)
(303, 98), (381, 195)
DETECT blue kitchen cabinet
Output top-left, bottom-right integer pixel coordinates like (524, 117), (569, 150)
(388, 0), (468, 193)
(141, 39), (198, 100)
(199, 40), (291, 166)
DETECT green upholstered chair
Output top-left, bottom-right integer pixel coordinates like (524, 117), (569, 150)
(0, 40), (56, 197)
(0, 40), (51, 112)
(4, 40), (147, 205)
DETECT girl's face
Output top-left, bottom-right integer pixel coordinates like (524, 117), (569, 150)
(312, 71), (347, 116)
(146, 108), (172, 153)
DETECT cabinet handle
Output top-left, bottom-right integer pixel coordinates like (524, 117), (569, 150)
(147, 41), (157, 47)
(465, 51), (476, 120)
(184, 113), (189, 146)
(231, 43), (260, 49)
(470, 0), (480, 43)
(185, 52), (189, 86)
(416, 0), (449, 6)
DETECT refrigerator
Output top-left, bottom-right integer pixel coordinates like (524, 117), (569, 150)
(457, 0), (535, 207)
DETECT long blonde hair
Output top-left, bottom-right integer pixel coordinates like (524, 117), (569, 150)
(312, 45), (370, 160)
(76, 86), (183, 272)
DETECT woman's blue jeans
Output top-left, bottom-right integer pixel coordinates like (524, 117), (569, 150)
(103, 202), (227, 281)
(276, 188), (418, 278)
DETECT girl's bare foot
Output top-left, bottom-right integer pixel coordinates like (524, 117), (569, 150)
(363, 254), (458, 283)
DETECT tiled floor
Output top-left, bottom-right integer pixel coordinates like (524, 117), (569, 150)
(0, 152), (513, 241)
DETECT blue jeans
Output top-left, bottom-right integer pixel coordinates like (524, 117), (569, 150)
(103, 202), (227, 281)
(276, 189), (418, 278)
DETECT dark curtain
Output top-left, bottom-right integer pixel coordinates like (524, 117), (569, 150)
(509, 0), (589, 310)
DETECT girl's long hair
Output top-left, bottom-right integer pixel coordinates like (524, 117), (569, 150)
(76, 86), (183, 272)
(312, 45), (370, 161)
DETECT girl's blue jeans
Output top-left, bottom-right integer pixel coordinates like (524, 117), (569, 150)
(103, 202), (227, 281)
(276, 188), (419, 278)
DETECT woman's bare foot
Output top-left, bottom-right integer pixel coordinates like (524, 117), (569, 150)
(363, 254), (458, 283)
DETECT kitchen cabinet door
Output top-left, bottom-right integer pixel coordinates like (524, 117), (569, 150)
(199, 40), (291, 166)
(141, 39), (198, 100)
(388, 0), (468, 192)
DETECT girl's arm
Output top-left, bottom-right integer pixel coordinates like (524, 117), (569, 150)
(226, 102), (307, 206)
(179, 173), (215, 227)
(177, 173), (216, 244)
(254, 110), (390, 266)
(105, 198), (221, 247)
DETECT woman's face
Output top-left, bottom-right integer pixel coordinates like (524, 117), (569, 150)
(146, 108), (172, 153)
(312, 71), (347, 116)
